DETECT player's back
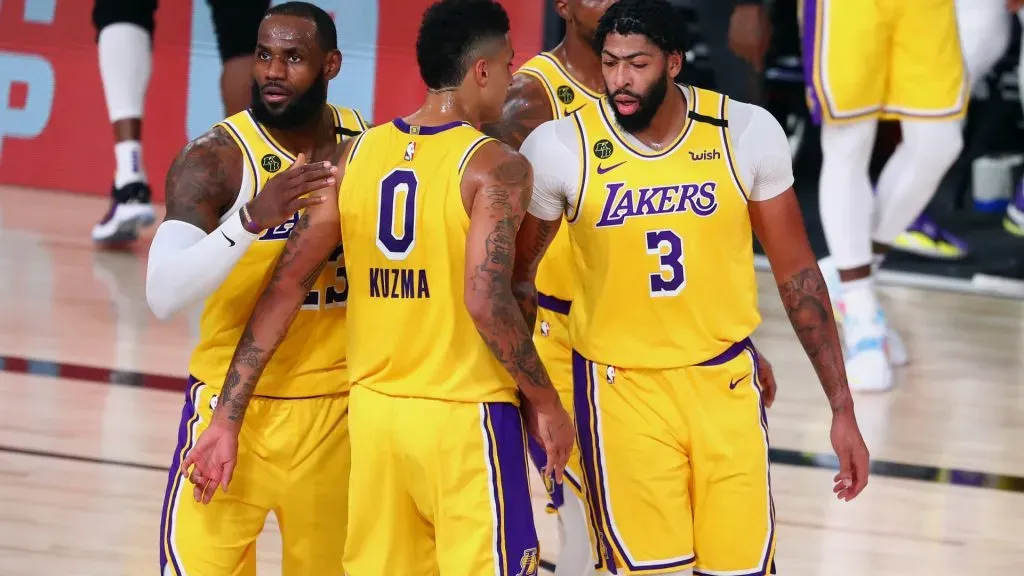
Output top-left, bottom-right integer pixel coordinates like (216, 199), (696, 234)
(339, 118), (517, 404)
(188, 104), (368, 398)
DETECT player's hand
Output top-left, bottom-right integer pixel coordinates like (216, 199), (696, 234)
(523, 397), (575, 485)
(181, 420), (239, 504)
(245, 153), (337, 230)
(728, 4), (771, 73)
(830, 409), (869, 501)
(756, 352), (777, 408)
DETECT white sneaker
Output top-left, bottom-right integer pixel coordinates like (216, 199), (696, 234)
(834, 283), (894, 392)
(818, 256), (907, 367)
(92, 182), (156, 244)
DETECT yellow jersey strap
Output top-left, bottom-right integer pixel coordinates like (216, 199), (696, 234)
(517, 52), (602, 118)
(457, 135), (497, 179)
(214, 115), (259, 200)
(687, 86), (729, 126)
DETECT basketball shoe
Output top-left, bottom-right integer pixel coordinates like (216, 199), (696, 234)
(1004, 181), (1024, 237)
(92, 181), (156, 243)
(893, 213), (969, 259)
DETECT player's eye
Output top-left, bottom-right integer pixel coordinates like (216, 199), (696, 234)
(258, 51), (270, 60)
(288, 55), (302, 63)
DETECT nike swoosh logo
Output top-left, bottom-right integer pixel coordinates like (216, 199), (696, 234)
(596, 161), (626, 175)
(729, 374), (749, 389)
(221, 230), (236, 247)
(563, 107), (583, 117)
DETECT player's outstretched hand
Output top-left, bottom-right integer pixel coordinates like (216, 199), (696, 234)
(756, 352), (777, 408)
(181, 420), (239, 505)
(245, 152), (337, 230)
(830, 409), (869, 501)
(523, 397), (575, 485)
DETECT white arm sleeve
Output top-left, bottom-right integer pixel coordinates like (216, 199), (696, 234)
(520, 118), (581, 221)
(730, 101), (795, 202)
(145, 214), (258, 320)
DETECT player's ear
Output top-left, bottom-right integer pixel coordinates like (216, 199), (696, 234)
(666, 49), (683, 79)
(473, 57), (489, 87)
(324, 50), (342, 81)
(554, 0), (570, 19)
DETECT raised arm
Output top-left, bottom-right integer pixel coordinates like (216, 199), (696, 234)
(146, 126), (336, 319)
(212, 140), (353, 431)
(481, 73), (556, 150)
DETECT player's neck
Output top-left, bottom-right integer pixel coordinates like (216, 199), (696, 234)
(408, 90), (477, 127)
(628, 84), (687, 149)
(264, 106), (335, 158)
(551, 33), (603, 94)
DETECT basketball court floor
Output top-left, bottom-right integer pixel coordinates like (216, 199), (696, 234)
(1, 184), (1022, 575)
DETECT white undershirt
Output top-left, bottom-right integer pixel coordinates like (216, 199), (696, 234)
(522, 88), (795, 222)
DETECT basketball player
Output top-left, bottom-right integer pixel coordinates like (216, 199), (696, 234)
(516, 1), (870, 574)
(183, 1), (573, 574)
(801, 0), (967, 391)
(91, 0), (270, 244)
(481, 2), (777, 573)
(147, 3), (368, 574)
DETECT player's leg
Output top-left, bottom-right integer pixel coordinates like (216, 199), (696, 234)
(432, 400), (540, 576)
(273, 393), (349, 575)
(91, 0), (156, 244)
(344, 386), (437, 576)
(686, 342), (776, 575)
(534, 307), (595, 576)
(207, 0), (270, 116)
(159, 379), (269, 575)
(573, 352), (694, 575)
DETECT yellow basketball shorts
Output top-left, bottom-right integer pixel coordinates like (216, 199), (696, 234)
(345, 385), (540, 576)
(574, 338), (776, 575)
(159, 376), (350, 576)
(529, 297), (585, 509)
(801, 0), (967, 125)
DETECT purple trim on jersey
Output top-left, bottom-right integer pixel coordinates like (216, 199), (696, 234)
(801, 0), (824, 126)
(391, 117), (468, 135)
(698, 337), (754, 367)
(538, 292), (572, 315)
(483, 402), (540, 575)
(159, 376), (202, 575)
(527, 435), (566, 510)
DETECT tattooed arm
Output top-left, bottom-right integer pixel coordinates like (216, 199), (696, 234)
(481, 74), (557, 150)
(210, 140), (352, 429)
(748, 190), (852, 413)
(462, 142), (559, 406)
(511, 216), (561, 332)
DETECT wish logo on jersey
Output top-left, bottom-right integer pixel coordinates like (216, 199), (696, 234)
(595, 180), (719, 227)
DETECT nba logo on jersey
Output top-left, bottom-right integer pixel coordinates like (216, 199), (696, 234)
(404, 142), (416, 161)
(516, 547), (539, 576)
(540, 320), (550, 337)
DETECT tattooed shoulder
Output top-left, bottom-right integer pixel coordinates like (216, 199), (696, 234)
(164, 125), (242, 232)
(481, 74), (556, 150)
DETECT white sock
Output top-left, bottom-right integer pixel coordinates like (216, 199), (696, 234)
(871, 253), (884, 272)
(872, 120), (963, 246)
(555, 488), (596, 576)
(114, 141), (146, 188)
(98, 23), (151, 122)
(818, 120), (878, 271)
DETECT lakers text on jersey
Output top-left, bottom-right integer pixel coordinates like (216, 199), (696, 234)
(514, 51), (602, 504)
(566, 86), (774, 575)
(159, 104), (366, 576)
(801, 0), (966, 124)
(337, 118), (538, 575)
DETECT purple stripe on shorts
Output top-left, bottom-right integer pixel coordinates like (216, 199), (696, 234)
(801, 0), (824, 125)
(698, 337), (753, 367)
(538, 292), (572, 315)
(527, 435), (565, 510)
(159, 376), (200, 575)
(484, 402), (541, 576)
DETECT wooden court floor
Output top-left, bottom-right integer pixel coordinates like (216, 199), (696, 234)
(1, 185), (1023, 575)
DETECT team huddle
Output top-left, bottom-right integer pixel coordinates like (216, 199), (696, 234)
(149, 1), (870, 575)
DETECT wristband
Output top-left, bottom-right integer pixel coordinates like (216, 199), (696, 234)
(239, 203), (263, 235)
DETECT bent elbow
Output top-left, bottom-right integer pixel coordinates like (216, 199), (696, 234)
(145, 269), (178, 321)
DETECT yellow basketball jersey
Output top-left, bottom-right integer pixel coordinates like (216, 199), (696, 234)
(187, 105), (368, 398)
(339, 118), (518, 404)
(516, 53), (602, 306)
(568, 86), (761, 368)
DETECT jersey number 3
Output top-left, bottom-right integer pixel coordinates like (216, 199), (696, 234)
(646, 229), (685, 297)
(302, 245), (347, 310)
(377, 168), (418, 260)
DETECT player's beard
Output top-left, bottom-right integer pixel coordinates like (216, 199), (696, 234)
(608, 72), (669, 133)
(251, 72), (328, 130)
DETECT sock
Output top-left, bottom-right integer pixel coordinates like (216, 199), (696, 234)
(98, 23), (151, 122)
(114, 141), (146, 189)
(555, 488), (596, 576)
(871, 253), (885, 273)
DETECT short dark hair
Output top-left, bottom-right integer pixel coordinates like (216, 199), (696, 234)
(264, 1), (338, 52)
(596, 0), (687, 55)
(416, 0), (511, 90)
